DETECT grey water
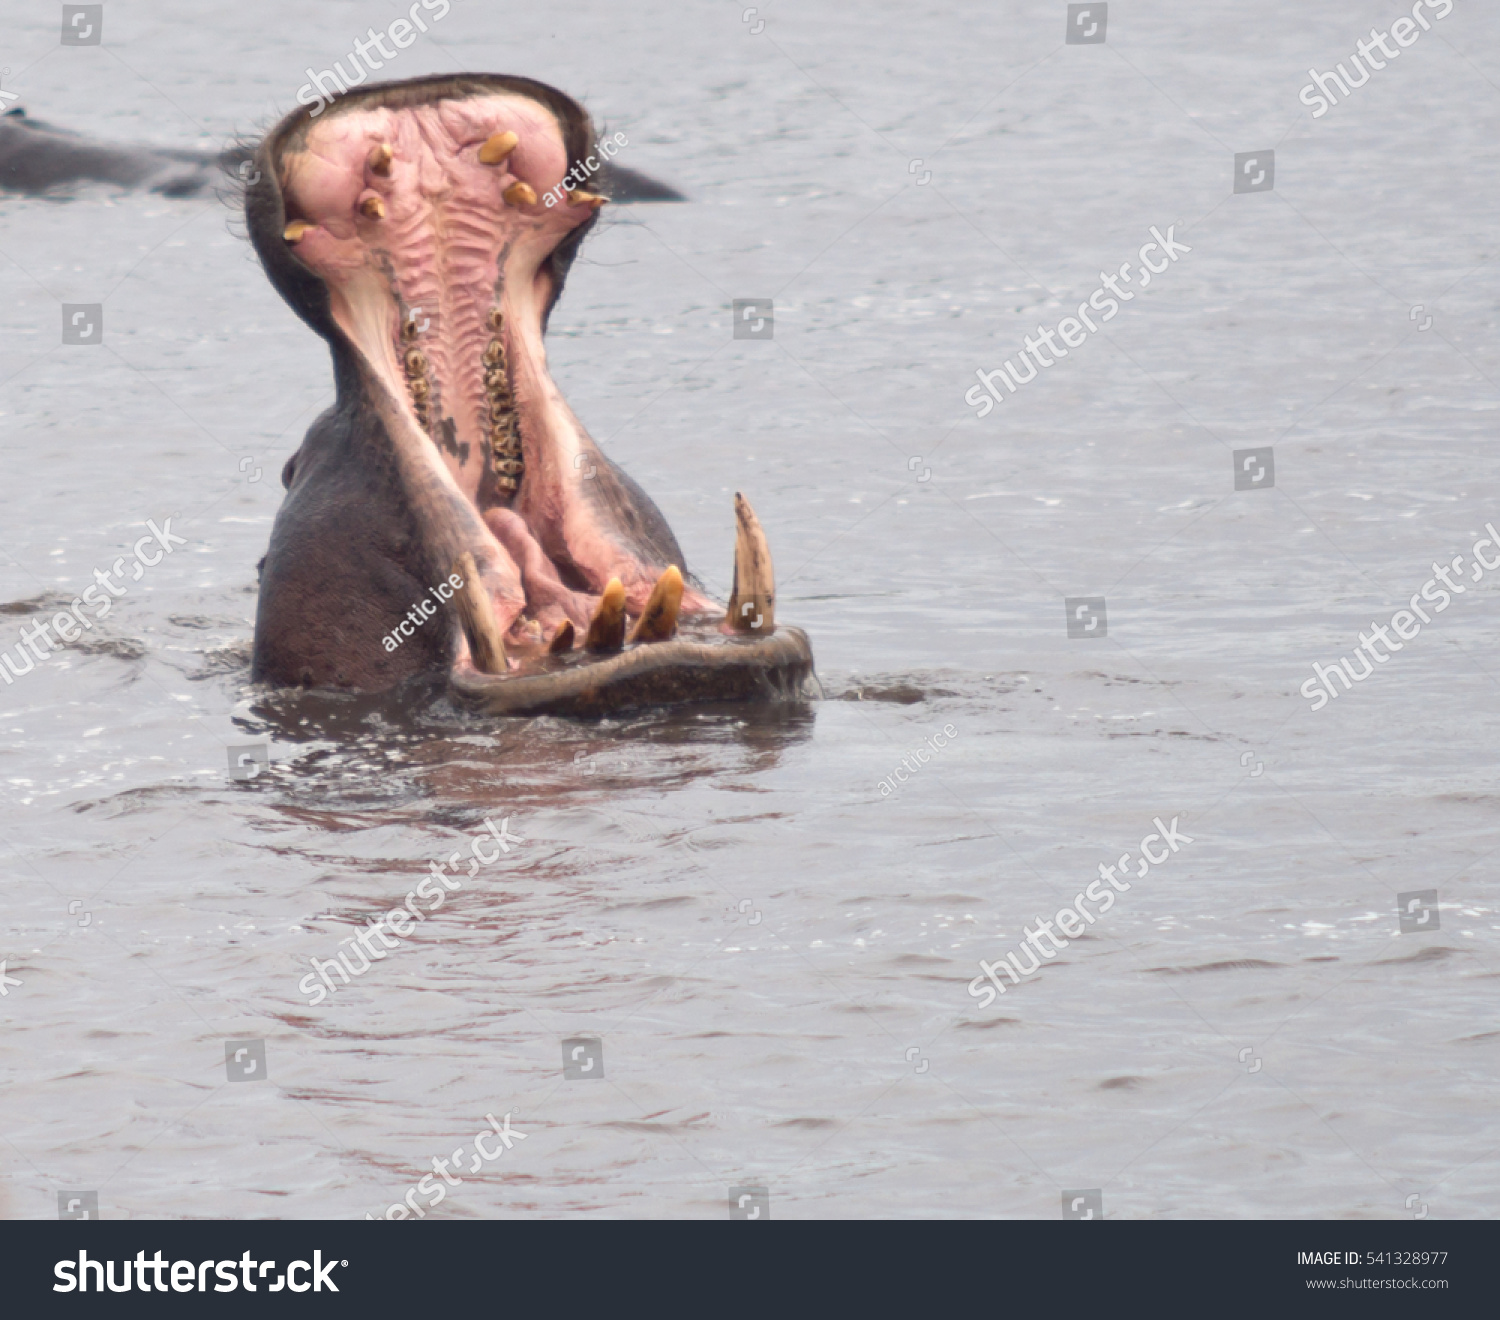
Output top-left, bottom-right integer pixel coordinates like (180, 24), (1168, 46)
(0, 0), (1496, 1219)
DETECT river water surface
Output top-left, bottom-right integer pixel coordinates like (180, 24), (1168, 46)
(1, 0), (1497, 1219)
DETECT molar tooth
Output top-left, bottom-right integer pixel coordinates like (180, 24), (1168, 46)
(566, 190), (607, 210)
(725, 492), (775, 634)
(483, 340), (504, 367)
(359, 194), (386, 220)
(367, 142), (394, 177)
(487, 308), (504, 332)
(478, 131), (519, 165)
(627, 566), (684, 644)
(503, 181), (537, 208)
(282, 220), (312, 243)
(404, 349), (427, 376)
(409, 378), (429, 400)
(583, 579), (627, 653)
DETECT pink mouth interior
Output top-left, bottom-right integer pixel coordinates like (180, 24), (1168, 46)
(277, 93), (713, 663)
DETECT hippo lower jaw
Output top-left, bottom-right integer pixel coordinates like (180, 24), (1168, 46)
(443, 488), (814, 716)
(245, 74), (814, 715)
(449, 622), (816, 717)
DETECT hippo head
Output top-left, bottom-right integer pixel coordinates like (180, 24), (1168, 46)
(244, 73), (813, 716)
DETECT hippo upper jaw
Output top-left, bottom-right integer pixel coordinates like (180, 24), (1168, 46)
(245, 74), (813, 714)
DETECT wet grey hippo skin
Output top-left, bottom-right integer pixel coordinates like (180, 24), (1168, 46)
(240, 73), (812, 717)
(0, 106), (236, 197)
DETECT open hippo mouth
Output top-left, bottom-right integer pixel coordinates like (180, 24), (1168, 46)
(244, 74), (813, 716)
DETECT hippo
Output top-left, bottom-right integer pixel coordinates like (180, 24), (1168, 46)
(242, 73), (814, 717)
(0, 106), (234, 197)
(0, 102), (682, 203)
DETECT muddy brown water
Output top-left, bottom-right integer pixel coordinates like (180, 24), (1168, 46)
(0, 0), (1496, 1219)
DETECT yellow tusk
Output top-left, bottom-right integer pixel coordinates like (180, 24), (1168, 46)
(725, 492), (775, 634)
(628, 566), (683, 643)
(479, 131), (519, 165)
(450, 553), (507, 675)
(583, 579), (627, 653)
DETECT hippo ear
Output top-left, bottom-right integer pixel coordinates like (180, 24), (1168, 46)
(595, 162), (684, 203)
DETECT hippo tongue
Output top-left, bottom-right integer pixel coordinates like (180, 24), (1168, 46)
(272, 84), (714, 658)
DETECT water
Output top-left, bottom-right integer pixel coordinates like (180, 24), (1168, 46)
(1, 0), (1496, 1219)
